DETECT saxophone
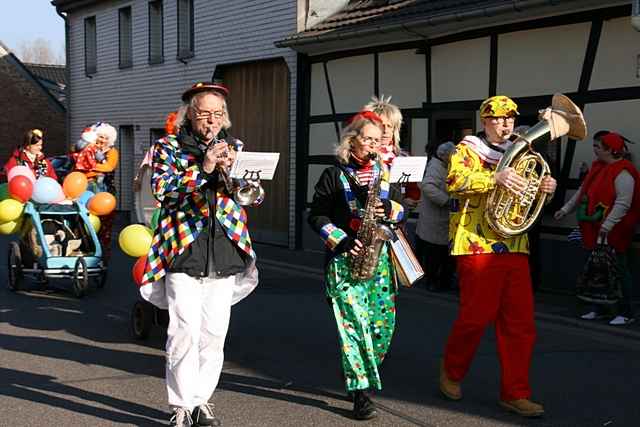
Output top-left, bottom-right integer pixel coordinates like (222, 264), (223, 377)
(350, 159), (394, 281)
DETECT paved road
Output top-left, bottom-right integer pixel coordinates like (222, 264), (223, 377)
(1, 238), (639, 426)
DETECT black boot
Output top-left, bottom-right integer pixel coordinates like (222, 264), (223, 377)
(353, 390), (377, 420)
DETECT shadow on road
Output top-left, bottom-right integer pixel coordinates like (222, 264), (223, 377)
(0, 367), (165, 425)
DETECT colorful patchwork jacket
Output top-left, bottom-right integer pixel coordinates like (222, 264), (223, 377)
(139, 131), (259, 308)
(308, 161), (405, 263)
(448, 135), (529, 256)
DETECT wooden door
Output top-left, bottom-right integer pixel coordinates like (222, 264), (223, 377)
(221, 59), (290, 245)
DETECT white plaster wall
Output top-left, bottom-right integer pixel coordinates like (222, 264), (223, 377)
(431, 37), (490, 102)
(310, 62), (332, 115)
(326, 54), (374, 113)
(411, 118), (429, 155)
(572, 99), (640, 178)
(309, 122), (339, 156)
(590, 17), (640, 90)
(497, 23), (590, 97)
(379, 49), (427, 108)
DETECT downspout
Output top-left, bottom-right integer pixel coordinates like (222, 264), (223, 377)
(55, 6), (71, 150)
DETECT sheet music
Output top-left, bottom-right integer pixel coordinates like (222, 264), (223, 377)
(389, 156), (428, 183)
(229, 151), (280, 180)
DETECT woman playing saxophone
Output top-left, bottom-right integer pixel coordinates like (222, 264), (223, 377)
(308, 110), (405, 420)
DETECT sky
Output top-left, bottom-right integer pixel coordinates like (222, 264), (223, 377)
(1, 0), (66, 59)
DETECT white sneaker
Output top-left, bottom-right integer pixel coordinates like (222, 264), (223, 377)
(580, 311), (598, 320)
(609, 316), (635, 326)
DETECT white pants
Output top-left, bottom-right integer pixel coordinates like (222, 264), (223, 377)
(165, 272), (234, 408)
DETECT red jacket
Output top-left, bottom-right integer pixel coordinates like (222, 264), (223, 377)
(3, 148), (58, 181)
(578, 159), (640, 252)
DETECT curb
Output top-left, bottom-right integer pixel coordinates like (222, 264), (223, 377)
(258, 257), (640, 341)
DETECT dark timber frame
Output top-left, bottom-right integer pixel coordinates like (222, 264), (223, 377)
(294, 4), (636, 248)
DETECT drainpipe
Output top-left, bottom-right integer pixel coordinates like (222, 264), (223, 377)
(55, 6), (71, 151)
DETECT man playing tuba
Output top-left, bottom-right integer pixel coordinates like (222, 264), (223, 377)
(438, 96), (557, 418)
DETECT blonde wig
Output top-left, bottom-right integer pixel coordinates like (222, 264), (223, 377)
(363, 95), (403, 154)
(335, 115), (384, 165)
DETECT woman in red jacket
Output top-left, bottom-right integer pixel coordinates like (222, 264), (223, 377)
(3, 129), (57, 181)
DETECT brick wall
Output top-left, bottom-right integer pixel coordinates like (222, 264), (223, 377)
(0, 52), (66, 170)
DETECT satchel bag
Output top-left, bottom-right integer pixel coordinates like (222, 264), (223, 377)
(389, 227), (424, 288)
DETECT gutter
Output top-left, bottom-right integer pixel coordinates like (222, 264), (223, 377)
(275, 0), (612, 49)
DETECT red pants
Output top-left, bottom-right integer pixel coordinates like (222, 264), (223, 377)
(443, 253), (536, 401)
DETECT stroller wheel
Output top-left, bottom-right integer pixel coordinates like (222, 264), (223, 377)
(7, 242), (23, 291)
(130, 301), (154, 340)
(73, 257), (89, 298)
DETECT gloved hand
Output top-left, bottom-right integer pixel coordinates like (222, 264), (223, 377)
(95, 151), (106, 162)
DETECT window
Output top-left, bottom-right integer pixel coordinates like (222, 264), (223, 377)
(116, 125), (135, 211)
(119, 6), (133, 68)
(177, 0), (194, 60)
(84, 16), (97, 75)
(148, 0), (164, 64)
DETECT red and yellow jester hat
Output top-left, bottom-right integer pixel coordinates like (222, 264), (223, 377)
(479, 95), (519, 118)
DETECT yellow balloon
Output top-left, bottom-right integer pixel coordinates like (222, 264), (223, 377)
(118, 224), (153, 257)
(0, 199), (24, 223)
(0, 218), (23, 235)
(88, 214), (101, 233)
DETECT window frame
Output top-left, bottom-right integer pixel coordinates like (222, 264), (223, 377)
(148, 0), (164, 65)
(84, 16), (97, 76)
(176, 0), (194, 61)
(118, 6), (133, 69)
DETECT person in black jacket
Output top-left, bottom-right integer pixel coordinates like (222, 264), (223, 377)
(308, 110), (405, 420)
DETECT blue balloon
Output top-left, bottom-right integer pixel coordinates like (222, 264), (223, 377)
(78, 190), (95, 206)
(32, 177), (64, 204)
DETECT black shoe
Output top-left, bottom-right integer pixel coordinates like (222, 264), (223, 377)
(353, 391), (378, 420)
(192, 403), (218, 426)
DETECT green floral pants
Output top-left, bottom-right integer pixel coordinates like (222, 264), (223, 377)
(326, 246), (397, 392)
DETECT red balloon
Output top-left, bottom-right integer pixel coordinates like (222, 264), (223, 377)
(132, 256), (147, 287)
(8, 175), (34, 203)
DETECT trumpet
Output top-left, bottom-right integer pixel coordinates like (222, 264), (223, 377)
(210, 139), (265, 206)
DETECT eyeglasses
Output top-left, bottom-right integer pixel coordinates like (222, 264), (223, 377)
(357, 135), (380, 145)
(488, 116), (516, 124)
(193, 106), (226, 121)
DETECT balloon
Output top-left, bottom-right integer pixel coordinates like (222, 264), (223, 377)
(150, 208), (161, 230)
(62, 172), (88, 199)
(32, 177), (64, 204)
(0, 199), (24, 222)
(0, 183), (9, 201)
(7, 166), (36, 185)
(118, 224), (153, 257)
(78, 190), (95, 206)
(88, 192), (116, 216)
(88, 213), (101, 233)
(132, 256), (147, 286)
(0, 218), (22, 235)
(8, 175), (33, 203)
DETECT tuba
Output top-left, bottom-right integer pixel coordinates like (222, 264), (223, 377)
(485, 93), (587, 237)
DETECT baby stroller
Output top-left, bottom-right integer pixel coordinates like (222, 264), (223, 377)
(7, 201), (107, 298)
